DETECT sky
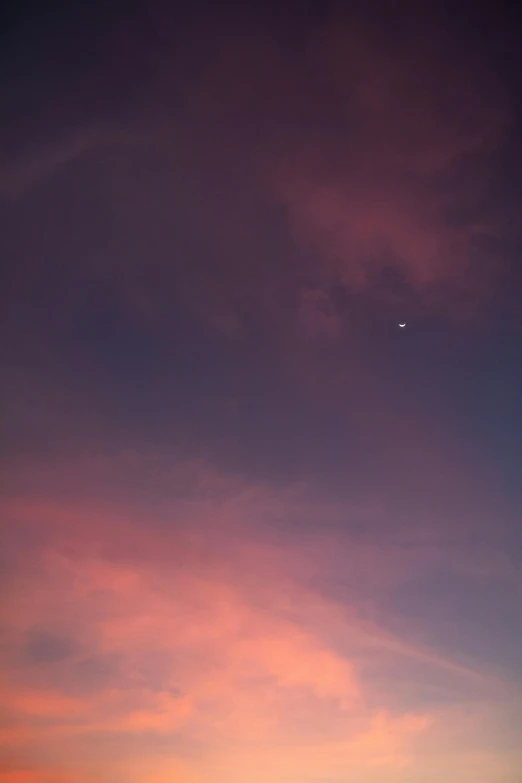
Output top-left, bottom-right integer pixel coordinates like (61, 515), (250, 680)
(1, 1), (522, 781)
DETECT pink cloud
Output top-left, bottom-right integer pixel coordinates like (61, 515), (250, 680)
(1, 457), (519, 781)
(270, 14), (509, 313)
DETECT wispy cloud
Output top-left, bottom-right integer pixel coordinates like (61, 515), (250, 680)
(1, 455), (520, 781)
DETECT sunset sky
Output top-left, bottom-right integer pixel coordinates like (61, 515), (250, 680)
(1, 1), (522, 781)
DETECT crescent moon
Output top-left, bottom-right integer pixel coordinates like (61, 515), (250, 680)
(399, 323), (406, 327)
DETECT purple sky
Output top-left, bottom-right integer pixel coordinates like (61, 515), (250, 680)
(1, 2), (522, 781)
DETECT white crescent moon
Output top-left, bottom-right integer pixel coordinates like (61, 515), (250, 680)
(399, 323), (406, 327)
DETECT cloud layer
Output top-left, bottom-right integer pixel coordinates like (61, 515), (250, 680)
(1, 2), (522, 781)
(1, 457), (521, 782)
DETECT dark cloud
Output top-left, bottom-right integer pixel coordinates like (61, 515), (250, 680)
(2, 3), (520, 497)
(23, 631), (76, 665)
(1, 1), (519, 338)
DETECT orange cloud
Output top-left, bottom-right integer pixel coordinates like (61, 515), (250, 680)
(1, 469), (520, 782)
(0, 761), (91, 783)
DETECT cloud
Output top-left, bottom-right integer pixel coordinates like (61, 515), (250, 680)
(1, 5), (521, 781)
(1, 457), (520, 781)
(0, 761), (92, 783)
(0, 127), (121, 199)
(1, 2), (515, 357)
(272, 11), (510, 312)
(0, 512), (429, 775)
